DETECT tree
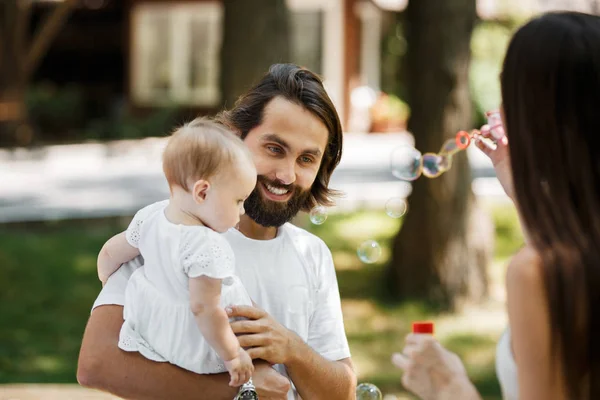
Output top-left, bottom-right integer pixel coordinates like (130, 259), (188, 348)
(220, 0), (290, 108)
(385, 0), (493, 309)
(0, 0), (75, 146)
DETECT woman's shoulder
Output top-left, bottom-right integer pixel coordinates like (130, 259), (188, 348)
(506, 246), (543, 291)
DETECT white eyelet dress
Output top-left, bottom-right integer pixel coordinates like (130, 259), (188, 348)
(117, 201), (253, 374)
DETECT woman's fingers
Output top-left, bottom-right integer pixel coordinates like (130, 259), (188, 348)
(392, 352), (410, 370)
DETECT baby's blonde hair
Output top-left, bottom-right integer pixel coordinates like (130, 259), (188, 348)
(163, 117), (250, 192)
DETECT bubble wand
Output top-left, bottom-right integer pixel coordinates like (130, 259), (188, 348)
(391, 110), (505, 181)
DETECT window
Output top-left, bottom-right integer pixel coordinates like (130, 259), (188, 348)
(130, 2), (223, 107)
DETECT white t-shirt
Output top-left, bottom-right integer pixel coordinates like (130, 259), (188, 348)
(93, 221), (351, 399)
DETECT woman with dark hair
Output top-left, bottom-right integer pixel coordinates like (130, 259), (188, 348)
(393, 11), (600, 400)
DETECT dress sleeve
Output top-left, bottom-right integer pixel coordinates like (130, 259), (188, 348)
(179, 228), (236, 279)
(125, 200), (169, 248)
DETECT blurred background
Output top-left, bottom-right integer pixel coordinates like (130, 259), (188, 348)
(1, 0), (598, 399)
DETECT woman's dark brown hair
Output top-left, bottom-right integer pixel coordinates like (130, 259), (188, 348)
(216, 63), (343, 211)
(501, 11), (600, 398)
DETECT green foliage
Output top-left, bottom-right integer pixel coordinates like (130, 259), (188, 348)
(469, 22), (514, 127)
(26, 83), (85, 135)
(83, 107), (180, 141)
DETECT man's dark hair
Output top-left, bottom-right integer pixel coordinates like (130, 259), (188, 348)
(216, 63), (343, 210)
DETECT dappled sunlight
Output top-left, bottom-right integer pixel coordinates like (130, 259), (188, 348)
(435, 302), (507, 339)
(332, 212), (400, 244)
(332, 251), (360, 270)
(73, 254), (97, 274)
(30, 355), (65, 374)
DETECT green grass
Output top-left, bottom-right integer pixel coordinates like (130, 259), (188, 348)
(0, 218), (129, 383)
(0, 205), (524, 399)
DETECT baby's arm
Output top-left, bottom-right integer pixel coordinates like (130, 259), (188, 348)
(97, 232), (140, 285)
(189, 276), (252, 386)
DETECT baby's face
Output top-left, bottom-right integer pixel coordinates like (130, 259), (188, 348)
(201, 158), (257, 233)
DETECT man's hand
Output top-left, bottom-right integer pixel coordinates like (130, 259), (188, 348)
(227, 305), (300, 365)
(252, 362), (291, 400)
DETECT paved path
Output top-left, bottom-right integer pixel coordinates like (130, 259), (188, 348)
(0, 385), (118, 400)
(0, 132), (505, 223)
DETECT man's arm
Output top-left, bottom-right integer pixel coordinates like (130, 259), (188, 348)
(286, 345), (356, 400)
(229, 305), (356, 400)
(77, 305), (237, 400)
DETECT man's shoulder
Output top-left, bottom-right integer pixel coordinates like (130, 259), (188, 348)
(282, 222), (327, 248)
(281, 223), (332, 268)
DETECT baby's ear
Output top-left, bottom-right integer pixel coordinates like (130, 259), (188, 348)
(192, 179), (210, 203)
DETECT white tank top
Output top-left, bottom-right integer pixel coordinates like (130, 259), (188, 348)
(496, 328), (519, 400)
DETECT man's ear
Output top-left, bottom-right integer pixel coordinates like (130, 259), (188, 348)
(192, 180), (210, 204)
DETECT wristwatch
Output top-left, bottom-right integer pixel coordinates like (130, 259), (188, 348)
(233, 378), (259, 400)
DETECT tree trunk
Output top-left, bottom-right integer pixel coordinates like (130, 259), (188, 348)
(220, 0), (290, 108)
(0, 1), (25, 144)
(385, 0), (493, 309)
(0, 0), (74, 146)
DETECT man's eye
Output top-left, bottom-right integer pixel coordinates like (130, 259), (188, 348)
(300, 156), (313, 164)
(268, 146), (282, 154)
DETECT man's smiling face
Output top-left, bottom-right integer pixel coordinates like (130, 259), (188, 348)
(242, 96), (329, 227)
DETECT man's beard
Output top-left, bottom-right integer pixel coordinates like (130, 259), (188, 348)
(244, 175), (311, 228)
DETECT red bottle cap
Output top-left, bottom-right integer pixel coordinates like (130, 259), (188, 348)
(412, 321), (435, 334)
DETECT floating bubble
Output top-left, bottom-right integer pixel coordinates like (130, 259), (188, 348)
(390, 146), (422, 181)
(438, 154), (452, 172)
(309, 206), (328, 225)
(385, 197), (408, 218)
(422, 153), (445, 178)
(356, 383), (383, 400)
(357, 240), (382, 264)
(439, 138), (460, 156)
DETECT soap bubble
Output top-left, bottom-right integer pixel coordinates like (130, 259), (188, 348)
(390, 146), (422, 181)
(357, 240), (382, 264)
(356, 383), (383, 400)
(309, 206), (327, 225)
(385, 197), (407, 218)
(422, 153), (445, 178)
(439, 137), (459, 156)
(438, 154), (452, 172)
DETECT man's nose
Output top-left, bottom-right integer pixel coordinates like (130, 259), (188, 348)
(274, 158), (296, 185)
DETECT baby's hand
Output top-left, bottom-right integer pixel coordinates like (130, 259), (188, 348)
(224, 348), (254, 387)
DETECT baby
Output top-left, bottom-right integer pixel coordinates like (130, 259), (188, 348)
(97, 118), (257, 387)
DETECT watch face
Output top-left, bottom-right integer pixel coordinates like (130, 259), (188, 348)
(236, 389), (259, 400)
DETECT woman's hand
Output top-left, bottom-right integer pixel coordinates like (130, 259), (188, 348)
(392, 334), (480, 400)
(474, 123), (514, 200)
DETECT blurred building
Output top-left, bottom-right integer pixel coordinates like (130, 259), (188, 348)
(33, 0), (600, 131)
(32, 0), (388, 129)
